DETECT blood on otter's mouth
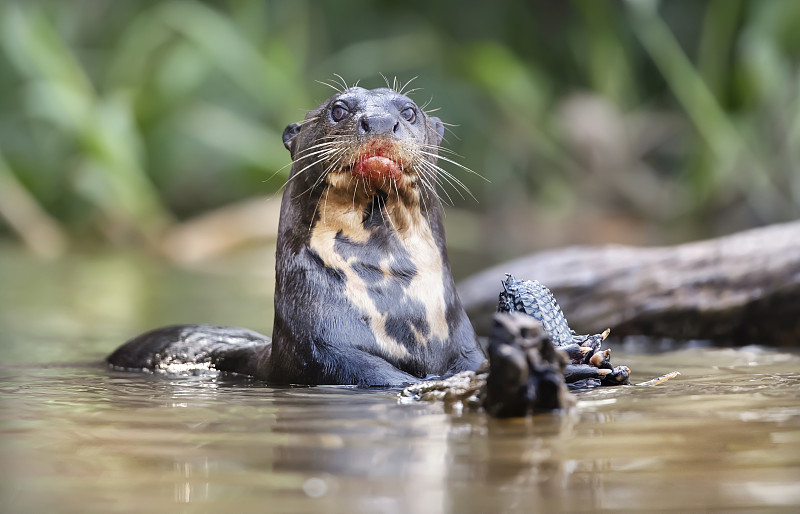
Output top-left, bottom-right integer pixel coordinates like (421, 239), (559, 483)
(350, 140), (403, 183)
(353, 155), (402, 181)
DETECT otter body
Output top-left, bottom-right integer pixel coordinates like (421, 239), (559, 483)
(108, 87), (485, 386)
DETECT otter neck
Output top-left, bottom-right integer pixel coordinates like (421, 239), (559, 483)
(305, 179), (442, 271)
(303, 181), (453, 357)
(311, 168), (426, 232)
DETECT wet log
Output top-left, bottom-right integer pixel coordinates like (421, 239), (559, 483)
(458, 221), (800, 346)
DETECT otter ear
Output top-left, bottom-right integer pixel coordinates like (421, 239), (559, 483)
(282, 123), (301, 152)
(428, 116), (445, 146)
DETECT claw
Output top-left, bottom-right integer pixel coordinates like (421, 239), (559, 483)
(601, 328), (610, 341)
(600, 365), (631, 386)
(580, 346), (592, 354)
(598, 368), (612, 376)
(589, 349), (611, 368)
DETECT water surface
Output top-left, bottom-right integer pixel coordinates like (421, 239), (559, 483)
(1, 247), (799, 512)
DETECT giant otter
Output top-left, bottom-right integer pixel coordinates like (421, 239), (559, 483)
(108, 86), (486, 386)
(108, 86), (665, 401)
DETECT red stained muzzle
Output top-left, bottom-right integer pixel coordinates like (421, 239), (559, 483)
(353, 155), (402, 181)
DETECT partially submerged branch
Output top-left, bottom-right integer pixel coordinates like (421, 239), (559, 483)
(459, 221), (800, 346)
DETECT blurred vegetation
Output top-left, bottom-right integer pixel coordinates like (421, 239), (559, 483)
(1, 0), (799, 266)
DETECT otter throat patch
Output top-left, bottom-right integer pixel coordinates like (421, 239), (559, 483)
(308, 187), (450, 361)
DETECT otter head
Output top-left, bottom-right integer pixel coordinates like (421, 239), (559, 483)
(281, 87), (446, 209)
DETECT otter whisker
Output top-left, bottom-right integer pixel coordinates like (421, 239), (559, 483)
(417, 157), (474, 196)
(307, 184), (326, 234)
(418, 157), (474, 203)
(265, 160), (297, 184)
(417, 166), (457, 206)
(414, 176), (437, 204)
(303, 165), (337, 199)
(288, 150), (346, 198)
(264, 136), (336, 184)
(419, 143), (467, 159)
(380, 193), (398, 232)
(316, 80), (343, 93)
(325, 150), (350, 174)
(437, 167), (475, 199)
(293, 149), (349, 200)
(418, 160), (478, 202)
(293, 137), (340, 149)
(392, 176), (401, 205)
(397, 76), (418, 96)
(292, 134), (350, 151)
(295, 116), (321, 126)
(292, 147), (341, 171)
(374, 186), (389, 225)
(362, 176), (371, 198)
(414, 163), (454, 206)
(351, 175), (360, 211)
(320, 146), (349, 170)
(283, 158), (330, 195)
(288, 149), (341, 171)
(290, 148), (340, 169)
(289, 153), (339, 185)
(333, 73), (350, 91)
(443, 126), (462, 144)
(417, 176), (432, 220)
(284, 115), (322, 133)
(435, 121), (462, 145)
(305, 134), (346, 141)
(368, 189), (377, 221)
(312, 151), (350, 192)
(291, 141), (342, 160)
(415, 150), (489, 182)
(322, 179), (333, 224)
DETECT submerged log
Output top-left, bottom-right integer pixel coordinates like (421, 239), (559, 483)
(458, 221), (800, 346)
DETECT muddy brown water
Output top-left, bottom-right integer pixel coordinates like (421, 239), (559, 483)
(1, 247), (799, 512)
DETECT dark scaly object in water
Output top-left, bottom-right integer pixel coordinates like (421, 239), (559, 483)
(498, 274), (631, 388)
(497, 274), (680, 389)
(498, 273), (583, 346)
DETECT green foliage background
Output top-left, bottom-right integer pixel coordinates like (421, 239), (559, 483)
(1, 0), (799, 262)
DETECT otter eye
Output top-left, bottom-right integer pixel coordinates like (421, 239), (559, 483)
(401, 106), (416, 123)
(331, 103), (348, 122)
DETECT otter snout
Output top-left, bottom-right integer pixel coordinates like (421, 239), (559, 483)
(359, 113), (400, 136)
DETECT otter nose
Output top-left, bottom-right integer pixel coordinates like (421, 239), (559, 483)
(359, 113), (400, 135)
